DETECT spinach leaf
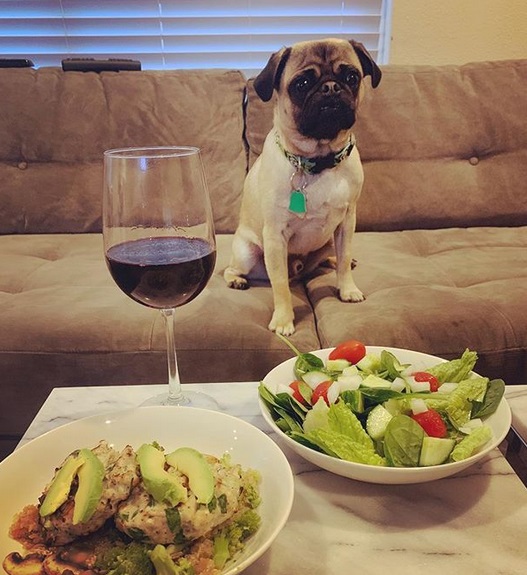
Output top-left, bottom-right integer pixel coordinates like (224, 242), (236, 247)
(294, 353), (325, 379)
(165, 507), (186, 544)
(383, 415), (424, 467)
(340, 390), (365, 413)
(273, 405), (304, 433)
(275, 333), (325, 378)
(258, 383), (307, 428)
(378, 350), (409, 380)
(360, 388), (405, 404)
(471, 379), (505, 418)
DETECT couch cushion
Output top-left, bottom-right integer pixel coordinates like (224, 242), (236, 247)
(245, 59), (527, 231)
(0, 233), (320, 438)
(306, 226), (527, 384)
(0, 68), (247, 234)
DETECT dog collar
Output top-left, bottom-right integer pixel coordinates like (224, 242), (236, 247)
(274, 132), (355, 175)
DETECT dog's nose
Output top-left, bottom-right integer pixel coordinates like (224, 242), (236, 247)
(321, 81), (341, 95)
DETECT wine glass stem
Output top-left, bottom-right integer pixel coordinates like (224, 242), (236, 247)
(162, 308), (188, 405)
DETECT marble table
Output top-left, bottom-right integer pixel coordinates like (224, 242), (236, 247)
(17, 383), (527, 575)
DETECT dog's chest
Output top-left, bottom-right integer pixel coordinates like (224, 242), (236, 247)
(286, 175), (355, 252)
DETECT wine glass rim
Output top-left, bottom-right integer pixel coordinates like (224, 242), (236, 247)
(104, 146), (200, 159)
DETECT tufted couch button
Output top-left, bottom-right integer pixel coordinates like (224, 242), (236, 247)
(469, 156), (479, 166)
(17, 161), (28, 170)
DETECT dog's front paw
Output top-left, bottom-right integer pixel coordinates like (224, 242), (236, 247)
(338, 287), (365, 303)
(224, 267), (250, 290)
(227, 278), (249, 290)
(268, 311), (295, 336)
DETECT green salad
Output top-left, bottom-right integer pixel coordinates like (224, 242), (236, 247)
(259, 337), (505, 468)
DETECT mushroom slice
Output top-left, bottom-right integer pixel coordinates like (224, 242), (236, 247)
(2, 552), (46, 575)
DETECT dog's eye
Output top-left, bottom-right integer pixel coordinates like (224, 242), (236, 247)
(343, 69), (360, 88)
(293, 75), (313, 93)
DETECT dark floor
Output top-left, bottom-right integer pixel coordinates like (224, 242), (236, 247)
(501, 429), (527, 486)
(0, 437), (18, 462)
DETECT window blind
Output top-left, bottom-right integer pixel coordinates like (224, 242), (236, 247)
(0, 0), (392, 76)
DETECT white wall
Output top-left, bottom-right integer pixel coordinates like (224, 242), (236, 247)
(390, 0), (527, 65)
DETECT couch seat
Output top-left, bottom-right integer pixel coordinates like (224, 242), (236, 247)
(0, 233), (319, 439)
(307, 226), (527, 385)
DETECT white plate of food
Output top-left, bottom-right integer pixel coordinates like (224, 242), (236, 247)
(0, 406), (294, 575)
(259, 343), (511, 484)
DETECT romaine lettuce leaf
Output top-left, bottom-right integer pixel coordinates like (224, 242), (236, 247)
(327, 401), (373, 448)
(294, 428), (386, 466)
(303, 398), (330, 432)
(446, 377), (489, 429)
(450, 426), (492, 461)
(426, 349), (478, 383)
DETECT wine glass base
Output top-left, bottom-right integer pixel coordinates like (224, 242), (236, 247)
(141, 389), (220, 410)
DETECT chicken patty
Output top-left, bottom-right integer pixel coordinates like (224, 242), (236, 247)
(40, 441), (140, 545)
(115, 455), (243, 544)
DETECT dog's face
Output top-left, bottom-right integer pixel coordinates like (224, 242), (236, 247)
(254, 39), (381, 142)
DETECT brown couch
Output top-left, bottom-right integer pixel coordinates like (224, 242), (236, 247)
(1, 59), (527, 456)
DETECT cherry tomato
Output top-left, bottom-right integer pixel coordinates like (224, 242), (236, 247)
(411, 409), (448, 438)
(328, 339), (366, 364)
(413, 371), (440, 392)
(289, 381), (306, 404)
(311, 380), (333, 406)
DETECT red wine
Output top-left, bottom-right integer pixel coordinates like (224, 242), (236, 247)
(106, 237), (216, 309)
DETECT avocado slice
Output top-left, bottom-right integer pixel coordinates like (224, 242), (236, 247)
(39, 452), (86, 517)
(165, 447), (214, 504)
(72, 448), (105, 525)
(136, 444), (187, 506)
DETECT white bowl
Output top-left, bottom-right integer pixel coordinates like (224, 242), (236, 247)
(260, 346), (512, 484)
(0, 406), (294, 574)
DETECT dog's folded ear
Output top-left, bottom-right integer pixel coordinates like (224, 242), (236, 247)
(253, 47), (292, 102)
(350, 40), (382, 88)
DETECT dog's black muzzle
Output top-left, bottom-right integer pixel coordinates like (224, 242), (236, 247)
(298, 82), (356, 141)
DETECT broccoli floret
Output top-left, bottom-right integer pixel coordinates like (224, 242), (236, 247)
(95, 540), (155, 575)
(213, 509), (261, 569)
(219, 455), (261, 509)
(149, 545), (195, 575)
(240, 468), (262, 509)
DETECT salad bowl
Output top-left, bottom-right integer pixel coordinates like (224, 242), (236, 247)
(260, 346), (512, 484)
(0, 406), (294, 575)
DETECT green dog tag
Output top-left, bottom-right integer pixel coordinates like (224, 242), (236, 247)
(289, 189), (306, 215)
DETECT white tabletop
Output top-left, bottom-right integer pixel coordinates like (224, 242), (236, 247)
(17, 383), (527, 575)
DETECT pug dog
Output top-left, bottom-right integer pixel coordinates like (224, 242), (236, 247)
(224, 38), (381, 335)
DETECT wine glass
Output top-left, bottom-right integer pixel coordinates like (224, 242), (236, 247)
(103, 146), (218, 408)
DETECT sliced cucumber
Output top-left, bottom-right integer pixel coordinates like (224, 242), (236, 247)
(356, 353), (381, 374)
(336, 374), (362, 391)
(419, 437), (455, 466)
(361, 374), (392, 389)
(366, 404), (393, 441)
(326, 358), (351, 372)
(342, 365), (359, 377)
(302, 370), (330, 390)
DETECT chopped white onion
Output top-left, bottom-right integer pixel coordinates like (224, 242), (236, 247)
(410, 398), (429, 415)
(326, 381), (341, 404)
(408, 379), (431, 393)
(391, 377), (406, 392)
